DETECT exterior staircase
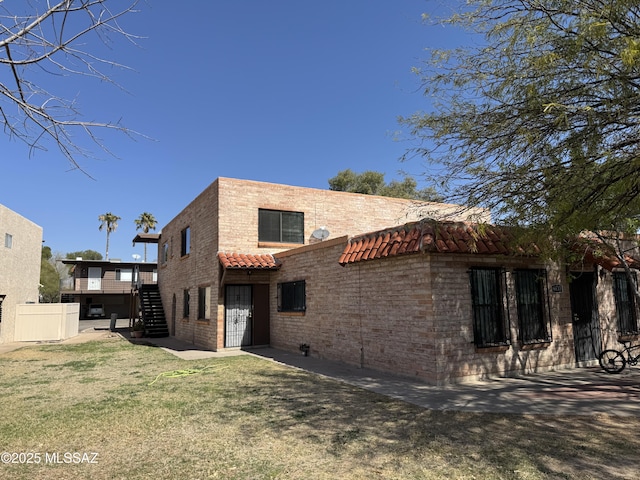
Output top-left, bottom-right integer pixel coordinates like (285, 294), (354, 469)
(139, 284), (169, 337)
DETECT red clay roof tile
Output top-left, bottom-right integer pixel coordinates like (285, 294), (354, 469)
(218, 252), (281, 270)
(570, 238), (640, 271)
(339, 221), (531, 266)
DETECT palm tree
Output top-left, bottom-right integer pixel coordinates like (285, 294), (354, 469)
(98, 212), (121, 261)
(134, 212), (158, 262)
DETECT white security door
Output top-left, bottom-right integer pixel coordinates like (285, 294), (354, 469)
(88, 267), (102, 290)
(225, 285), (252, 347)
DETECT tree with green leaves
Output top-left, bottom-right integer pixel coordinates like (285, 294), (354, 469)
(39, 246), (59, 303)
(401, 0), (640, 267)
(134, 212), (158, 262)
(98, 212), (121, 261)
(66, 250), (103, 261)
(328, 169), (442, 202)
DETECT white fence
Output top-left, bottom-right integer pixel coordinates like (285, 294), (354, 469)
(14, 303), (79, 342)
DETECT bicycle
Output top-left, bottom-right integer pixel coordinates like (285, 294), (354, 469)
(598, 341), (640, 374)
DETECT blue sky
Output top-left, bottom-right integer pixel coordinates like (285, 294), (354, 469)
(1, 1), (465, 262)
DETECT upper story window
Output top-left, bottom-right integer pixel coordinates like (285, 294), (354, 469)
(259, 209), (304, 244)
(181, 227), (190, 256)
(115, 269), (133, 282)
(4, 233), (12, 248)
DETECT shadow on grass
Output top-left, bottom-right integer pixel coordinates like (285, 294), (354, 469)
(220, 360), (639, 479)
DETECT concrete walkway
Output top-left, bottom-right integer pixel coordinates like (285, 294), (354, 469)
(3, 328), (640, 417)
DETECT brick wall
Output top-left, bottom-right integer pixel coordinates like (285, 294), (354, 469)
(159, 177), (484, 351)
(216, 177), (487, 253)
(428, 254), (577, 383)
(271, 238), (438, 381)
(271, 241), (593, 384)
(158, 181), (219, 348)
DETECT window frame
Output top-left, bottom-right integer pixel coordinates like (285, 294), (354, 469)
(180, 227), (191, 257)
(183, 289), (190, 319)
(469, 267), (511, 348)
(277, 280), (306, 313)
(161, 242), (169, 264)
(513, 269), (552, 344)
(198, 285), (211, 320)
(612, 271), (639, 335)
(4, 233), (12, 249)
(115, 268), (133, 282)
(258, 209), (304, 244)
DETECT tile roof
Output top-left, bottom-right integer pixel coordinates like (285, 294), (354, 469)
(570, 238), (640, 271)
(339, 221), (538, 266)
(218, 252), (281, 270)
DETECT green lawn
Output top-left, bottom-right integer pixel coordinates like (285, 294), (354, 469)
(0, 336), (638, 479)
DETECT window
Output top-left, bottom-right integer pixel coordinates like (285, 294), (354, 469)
(469, 268), (510, 347)
(183, 289), (190, 318)
(277, 280), (306, 312)
(115, 269), (133, 282)
(514, 269), (551, 344)
(259, 209), (304, 244)
(198, 286), (211, 320)
(613, 272), (639, 335)
(4, 233), (12, 248)
(181, 227), (190, 256)
(162, 243), (169, 264)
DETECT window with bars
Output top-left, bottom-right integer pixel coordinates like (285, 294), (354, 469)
(259, 209), (304, 244)
(469, 267), (510, 347)
(514, 269), (552, 344)
(613, 272), (639, 335)
(277, 280), (306, 312)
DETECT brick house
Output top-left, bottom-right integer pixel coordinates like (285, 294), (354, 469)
(158, 177), (637, 384)
(0, 204), (43, 343)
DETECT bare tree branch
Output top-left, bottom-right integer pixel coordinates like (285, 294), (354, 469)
(0, 0), (143, 171)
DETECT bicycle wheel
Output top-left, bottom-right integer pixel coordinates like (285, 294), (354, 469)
(599, 349), (626, 374)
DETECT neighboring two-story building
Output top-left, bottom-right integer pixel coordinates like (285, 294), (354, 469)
(0, 204), (43, 343)
(61, 258), (158, 319)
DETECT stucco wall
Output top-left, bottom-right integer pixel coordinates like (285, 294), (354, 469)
(0, 205), (42, 343)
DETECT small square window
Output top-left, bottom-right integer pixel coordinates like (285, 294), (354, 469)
(277, 280), (306, 312)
